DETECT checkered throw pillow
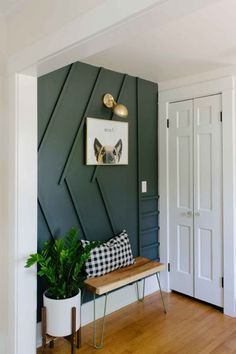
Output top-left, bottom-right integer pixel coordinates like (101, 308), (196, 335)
(81, 230), (135, 278)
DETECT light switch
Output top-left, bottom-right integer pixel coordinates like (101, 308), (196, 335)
(142, 181), (147, 193)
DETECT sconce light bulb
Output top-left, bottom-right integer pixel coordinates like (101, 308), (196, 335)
(103, 93), (128, 118)
(113, 103), (128, 118)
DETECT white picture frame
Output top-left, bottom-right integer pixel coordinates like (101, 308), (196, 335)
(86, 117), (128, 165)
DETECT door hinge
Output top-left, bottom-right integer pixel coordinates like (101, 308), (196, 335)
(167, 119), (169, 128)
(168, 263), (170, 272)
(220, 111), (222, 122)
(221, 277), (224, 288)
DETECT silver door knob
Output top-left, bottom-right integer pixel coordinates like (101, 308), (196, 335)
(195, 212), (200, 216)
(186, 211), (193, 217)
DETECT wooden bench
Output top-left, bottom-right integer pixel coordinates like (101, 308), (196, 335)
(84, 257), (166, 348)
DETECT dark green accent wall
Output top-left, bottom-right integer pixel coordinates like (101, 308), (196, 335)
(38, 61), (158, 319)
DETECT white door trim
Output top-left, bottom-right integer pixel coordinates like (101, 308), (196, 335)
(159, 76), (236, 316)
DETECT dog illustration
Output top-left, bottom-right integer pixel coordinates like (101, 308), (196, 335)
(94, 138), (123, 164)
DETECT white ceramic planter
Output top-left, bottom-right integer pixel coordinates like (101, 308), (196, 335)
(43, 289), (81, 337)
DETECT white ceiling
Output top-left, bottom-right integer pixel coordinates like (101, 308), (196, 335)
(84, 0), (236, 82)
(0, 0), (28, 17)
(2, 0), (236, 82)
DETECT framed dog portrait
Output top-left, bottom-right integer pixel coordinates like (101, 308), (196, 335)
(86, 117), (128, 165)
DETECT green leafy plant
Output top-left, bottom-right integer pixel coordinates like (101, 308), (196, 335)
(25, 228), (99, 299)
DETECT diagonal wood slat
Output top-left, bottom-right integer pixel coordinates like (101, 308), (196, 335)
(58, 67), (104, 185)
(90, 74), (129, 183)
(64, 178), (89, 240)
(96, 177), (116, 235)
(38, 63), (76, 151)
(38, 199), (54, 238)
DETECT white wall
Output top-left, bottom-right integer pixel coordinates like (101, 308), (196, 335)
(0, 74), (8, 354)
(0, 17), (8, 354)
(5, 0), (104, 56)
(159, 65), (236, 91)
(0, 19), (6, 73)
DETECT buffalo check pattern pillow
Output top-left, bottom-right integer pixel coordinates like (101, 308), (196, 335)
(81, 230), (135, 278)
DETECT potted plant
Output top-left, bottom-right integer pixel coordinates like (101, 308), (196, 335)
(25, 228), (99, 337)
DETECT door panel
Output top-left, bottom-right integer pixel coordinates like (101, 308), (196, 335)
(193, 94), (223, 307)
(197, 133), (212, 210)
(169, 100), (194, 296)
(178, 136), (191, 208)
(177, 225), (191, 274)
(198, 228), (212, 280)
(169, 94), (223, 307)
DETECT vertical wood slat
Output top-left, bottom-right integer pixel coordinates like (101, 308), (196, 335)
(65, 178), (89, 240)
(96, 178), (116, 235)
(138, 81), (159, 260)
(58, 67), (104, 185)
(156, 87), (160, 260)
(38, 63), (76, 151)
(90, 74), (129, 183)
(136, 77), (141, 256)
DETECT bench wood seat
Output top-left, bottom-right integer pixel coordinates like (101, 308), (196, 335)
(84, 256), (165, 295)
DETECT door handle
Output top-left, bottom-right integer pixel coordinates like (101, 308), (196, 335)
(182, 211), (193, 217)
(194, 212), (200, 216)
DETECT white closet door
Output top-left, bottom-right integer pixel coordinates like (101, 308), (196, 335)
(193, 95), (223, 307)
(169, 100), (194, 296)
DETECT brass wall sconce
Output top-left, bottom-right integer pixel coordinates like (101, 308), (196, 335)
(103, 93), (128, 118)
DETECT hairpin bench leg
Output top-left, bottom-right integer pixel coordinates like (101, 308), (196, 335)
(93, 293), (108, 349)
(156, 272), (167, 314)
(77, 288), (84, 348)
(136, 278), (146, 302)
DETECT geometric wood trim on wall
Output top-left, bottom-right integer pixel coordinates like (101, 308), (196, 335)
(37, 60), (158, 318)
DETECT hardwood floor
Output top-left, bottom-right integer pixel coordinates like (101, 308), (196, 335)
(37, 291), (236, 354)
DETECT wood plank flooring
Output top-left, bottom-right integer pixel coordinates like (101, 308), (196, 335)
(37, 291), (236, 354)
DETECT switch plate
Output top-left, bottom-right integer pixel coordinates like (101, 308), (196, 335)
(142, 181), (147, 193)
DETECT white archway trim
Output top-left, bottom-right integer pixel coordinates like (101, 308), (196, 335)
(158, 76), (236, 317)
(8, 73), (38, 354)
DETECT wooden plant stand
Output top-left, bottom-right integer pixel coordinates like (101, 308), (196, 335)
(41, 306), (81, 353)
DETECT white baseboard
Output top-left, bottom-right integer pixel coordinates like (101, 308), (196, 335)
(36, 275), (159, 348)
